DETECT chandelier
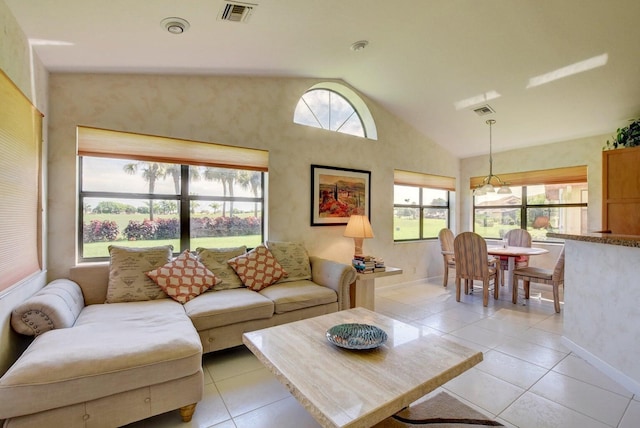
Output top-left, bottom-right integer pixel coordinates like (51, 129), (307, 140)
(473, 119), (511, 196)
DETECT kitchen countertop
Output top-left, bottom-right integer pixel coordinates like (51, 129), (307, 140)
(547, 232), (640, 248)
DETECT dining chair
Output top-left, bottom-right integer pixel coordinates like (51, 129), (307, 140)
(513, 247), (565, 313)
(438, 228), (456, 287)
(453, 232), (500, 307)
(499, 228), (532, 285)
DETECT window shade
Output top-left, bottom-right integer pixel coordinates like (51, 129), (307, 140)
(0, 70), (43, 292)
(394, 169), (455, 191)
(77, 126), (269, 172)
(470, 165), (587, 188)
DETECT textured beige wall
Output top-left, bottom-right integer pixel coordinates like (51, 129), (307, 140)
(459, 135), (604, 233)
(0, 0), (49, 374)
(48, 73), (459, 283)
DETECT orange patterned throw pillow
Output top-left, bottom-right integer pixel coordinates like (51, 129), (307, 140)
(227, 245), (287, 291)
(146, 250), (219, 303)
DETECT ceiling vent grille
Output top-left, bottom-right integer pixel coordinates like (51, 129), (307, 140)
(219, 1), (256, 23)
(473, 105), (495, 116)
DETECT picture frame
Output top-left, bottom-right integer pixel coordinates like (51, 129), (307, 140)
(310, 164), (371, 226)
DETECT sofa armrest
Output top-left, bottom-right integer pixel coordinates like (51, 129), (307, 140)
(309, 256), (357, 311)
(11, 279), (85, 336)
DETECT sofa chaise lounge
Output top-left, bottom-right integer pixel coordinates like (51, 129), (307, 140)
(0, 243), (356, 427)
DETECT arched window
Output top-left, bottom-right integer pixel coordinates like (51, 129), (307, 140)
(293, 82), (377, 140)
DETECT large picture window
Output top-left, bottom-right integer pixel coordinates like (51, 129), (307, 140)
(77, 127), (267, 261)
(393, 170), (455, 241)
(472, 166), (588, 241)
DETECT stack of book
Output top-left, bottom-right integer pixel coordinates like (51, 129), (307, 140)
(352, 255), (386, 273)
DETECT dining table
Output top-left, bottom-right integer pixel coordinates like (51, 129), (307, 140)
(487, 245), (549, 304)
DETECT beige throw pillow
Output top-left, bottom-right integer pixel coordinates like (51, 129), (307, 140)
(266, 241), (312, 283)
(196, 246), (246, 290)
(106, 245), (173, 303)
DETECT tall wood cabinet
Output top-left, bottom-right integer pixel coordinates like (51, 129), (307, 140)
(602, 145), (640, 235)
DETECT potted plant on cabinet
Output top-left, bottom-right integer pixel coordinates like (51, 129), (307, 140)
(604, 118), (640, 150)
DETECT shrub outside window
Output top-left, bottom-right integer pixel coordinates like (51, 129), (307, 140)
(394, 185), (450, 241)
(79, 156), (264, 261)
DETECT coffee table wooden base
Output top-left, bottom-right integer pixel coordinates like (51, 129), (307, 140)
(243, 308), (482, 428)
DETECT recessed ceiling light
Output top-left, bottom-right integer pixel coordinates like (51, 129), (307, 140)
(161, 17), (190, 34)
(350, 40), (369, 52)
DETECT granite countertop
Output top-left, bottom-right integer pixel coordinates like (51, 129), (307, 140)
(548, 232), (640, 248)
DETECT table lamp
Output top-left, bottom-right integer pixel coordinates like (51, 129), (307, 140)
(343, 215), (374, 256)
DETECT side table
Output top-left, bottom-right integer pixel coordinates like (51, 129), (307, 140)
(350, 267), (403, 311)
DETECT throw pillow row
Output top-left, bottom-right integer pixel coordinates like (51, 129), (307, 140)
(106, 241), (312, 304)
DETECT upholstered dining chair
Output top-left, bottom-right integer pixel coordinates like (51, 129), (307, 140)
(438, 228), (456, 287)
(513, 247), (565, 313)
(453, 232), (500, 307)
(499, 228), (532, 285)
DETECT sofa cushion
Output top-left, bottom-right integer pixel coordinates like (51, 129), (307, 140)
(267, 241), (312, 283)
(196, 246), (246, 290)
(183, 288), (274, 331)
(11, 279), (85, 336)
(0, 299), (202, 420)
(259, 280), (338, 314)
(146, 250), (219, 303)
(228, 245), (287, 291)
(106, 245), (173, 303)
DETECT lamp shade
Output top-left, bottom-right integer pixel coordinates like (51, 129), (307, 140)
(343, 215), (374, 239)
(344, 215), (374, 257)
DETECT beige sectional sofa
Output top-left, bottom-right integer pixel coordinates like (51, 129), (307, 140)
(0, 244), (356, 428)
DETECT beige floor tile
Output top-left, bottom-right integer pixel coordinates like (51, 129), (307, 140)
(476, 349), (548, 389)
(494, 337), (568, 369)
(532, 314), (565, 335)
(204, 346), (264, 382)
(440, 306), (489, 323)
(619, 398), (640, 428)
(415, 313), (471, 333)
(553, 354), (633, 398)
(530, 371), (629, 427)
(209, 421), (237, 428)
(233, 397), (321, 428)
(441, 332), (491, 353)
(215, 367), (291, 417)
(443, 367), (525, 415)
(448, 324), (512, 349)
(500, 391), (611, 428)
(473, 316), (531, 337)
(519, 326), (571, 353)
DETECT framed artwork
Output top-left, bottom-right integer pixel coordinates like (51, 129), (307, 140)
(310, 164), (371, 226)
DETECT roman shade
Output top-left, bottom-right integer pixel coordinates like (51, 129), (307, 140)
(394, 169), (455, 191)
(0, 70), (43, 291)
(77, 126), (269, 172)
(470, 165), (587, 188)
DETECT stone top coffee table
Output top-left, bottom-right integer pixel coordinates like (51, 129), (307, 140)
(242, 307), (483, 428)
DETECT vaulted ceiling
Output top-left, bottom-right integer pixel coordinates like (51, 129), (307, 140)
(6, 0), (640, 157)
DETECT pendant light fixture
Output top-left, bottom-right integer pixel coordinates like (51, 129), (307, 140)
(473, 119), (511, 196)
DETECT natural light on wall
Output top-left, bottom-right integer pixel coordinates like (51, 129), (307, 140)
(527, 53), (608, 88)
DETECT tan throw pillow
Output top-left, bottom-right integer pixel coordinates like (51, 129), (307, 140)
(146, 250), (219, 303)
(266, 241), (312, 283)
(227, 245), (287, 291)
(106, 245), (173, 303)
(196, 246), (246, 290)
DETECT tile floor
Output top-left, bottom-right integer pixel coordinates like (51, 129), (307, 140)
(126, 278), (640, 428)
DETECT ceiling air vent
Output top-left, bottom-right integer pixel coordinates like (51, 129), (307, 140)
(473, 105), (495, 116)
(219, 1), (256, 23)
